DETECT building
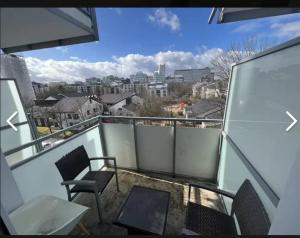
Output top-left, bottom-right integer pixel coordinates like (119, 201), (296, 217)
(153, 64), (166, 82)
(99, 92), (136, 115)
(158, 64), (166, 77)
(129, 71), (149, 83)
(50, 97), (103, 128)
(32, 81), (49, 97)
(64, 83), (88, 94)
(147, 82), (168, 98)
(86, 77), (101, 85)
(174, 67), (214, 82)
(48, 81), (67, 89)
(192, 82), (220, 99)
(0, 54), (36, 106)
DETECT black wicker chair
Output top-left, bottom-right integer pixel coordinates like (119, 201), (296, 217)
(55, 145), (119, 222)
(185, 179), (270, 235)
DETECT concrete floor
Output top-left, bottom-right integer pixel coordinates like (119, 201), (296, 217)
(70, 169), (225, 235)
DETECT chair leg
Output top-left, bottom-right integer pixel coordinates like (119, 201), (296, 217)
(115, 174), (120, 192)
(94, 193), (102, 222)
(77, 222), (90, 235)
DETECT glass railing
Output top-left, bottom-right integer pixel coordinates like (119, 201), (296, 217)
(5, 115), (222, 203)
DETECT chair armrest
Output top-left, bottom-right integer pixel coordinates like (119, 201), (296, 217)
(90, 156), (116, 161)
(90, 157), (117, 170)
(188, 183), (235, 200)
(61, 180), (96, 187)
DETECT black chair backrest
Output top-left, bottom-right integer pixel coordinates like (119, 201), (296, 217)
(231, 179), (270, 235)
(55, 145), (90, 181)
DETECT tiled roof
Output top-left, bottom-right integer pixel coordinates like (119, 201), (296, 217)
(100, 92), (135, 104)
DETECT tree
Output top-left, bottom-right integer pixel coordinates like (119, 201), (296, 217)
(168, 81), (193, 99)
(210, 37), (275, 81)
(137, 95), (166, 117)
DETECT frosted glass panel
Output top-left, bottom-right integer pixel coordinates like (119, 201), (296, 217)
(0, 80), (27, 126)
(1, 124), (36, 166)
(218, 140), (276, 220)
(137, 125), (173, 173)
(175, 128), (220, 180)
(224, 43), (300, 197)
(12, 127), (103, 202)
(103, 123), (136, 169)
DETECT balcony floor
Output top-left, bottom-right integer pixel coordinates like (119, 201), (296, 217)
(70, 169), (225, 235)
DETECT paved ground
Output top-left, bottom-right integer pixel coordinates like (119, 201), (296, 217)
(71, 169), (225, 235)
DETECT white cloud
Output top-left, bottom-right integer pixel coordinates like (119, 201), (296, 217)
(271, 20), (300, 38)
(148, 8), (181, 32)
(69, 56), (87, 62)
(109, 8), (122, 15)
(25, 48), (222, 83)
(55, 46), (68, 54)
(232, 22), (262, 33)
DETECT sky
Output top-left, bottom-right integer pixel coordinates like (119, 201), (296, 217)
(21, 8), (300, 83)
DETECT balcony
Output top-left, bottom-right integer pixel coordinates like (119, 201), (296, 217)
(1, 35), (300, 235)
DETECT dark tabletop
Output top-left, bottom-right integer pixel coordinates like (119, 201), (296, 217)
(115, 185), (170, 235)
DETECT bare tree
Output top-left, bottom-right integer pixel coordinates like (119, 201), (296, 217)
(210, 37), (275, 81)
(168, 81), (193, 98)
(137, 95), (166, 117)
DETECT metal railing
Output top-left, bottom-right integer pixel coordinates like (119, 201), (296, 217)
(4, 115), (223, 180)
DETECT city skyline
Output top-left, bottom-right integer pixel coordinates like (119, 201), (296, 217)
(19, 8), (300, 83)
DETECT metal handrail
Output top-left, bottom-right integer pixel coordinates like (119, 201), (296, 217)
(3, 115), (222, 157)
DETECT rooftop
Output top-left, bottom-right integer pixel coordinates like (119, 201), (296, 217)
(100, 92), (135, 105)
(52, 97), (92, 113)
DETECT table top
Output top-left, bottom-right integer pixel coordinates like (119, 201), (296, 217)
(115, 185), (170, 235)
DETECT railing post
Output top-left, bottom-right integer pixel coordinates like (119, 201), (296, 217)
(172, 120), (177, 178)
(98, 117), (108, 167)
(27, 113), (43, 152)
(133, 119), (140, 172)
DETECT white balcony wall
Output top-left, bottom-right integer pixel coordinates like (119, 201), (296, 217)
(175, 128), (220, 180)
(103, 123), (137, 169)
(137, 125), (173, 173)
(11, 127), (104, 203)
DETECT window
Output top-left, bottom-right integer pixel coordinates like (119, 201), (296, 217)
(69, 122), (73, 126)
(52, 114), (56, 119)
(93, 108), (97, 113)
(68, 114), (72, 119)
(73, 114), (79, 119)
(87, 110), (90, 115)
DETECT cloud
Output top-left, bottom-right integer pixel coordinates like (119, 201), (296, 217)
(55, 46), (68, 54)
(25, 48), (222, 83)
(271, 20), (300, 38)
(231, 13), (300, 40)
(148, 8), (181, 32)
(69, 56), (87, 62)
(232, 22), (262, 33)
(109, 8), (122, 15)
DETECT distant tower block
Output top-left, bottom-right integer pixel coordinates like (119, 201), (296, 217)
(158, 64), (166, 77)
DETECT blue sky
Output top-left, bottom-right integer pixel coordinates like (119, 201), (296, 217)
(22, 8), (300, 82)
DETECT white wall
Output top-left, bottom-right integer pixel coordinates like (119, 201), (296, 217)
(109, 99), (126, 115)
(12, 127), (104, 202)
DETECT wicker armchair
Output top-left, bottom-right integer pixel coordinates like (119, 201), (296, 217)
(185, 179), (270, 235)
(55, 145), (119, 222)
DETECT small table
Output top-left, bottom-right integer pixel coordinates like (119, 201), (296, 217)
(115, 186), (170, 235)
